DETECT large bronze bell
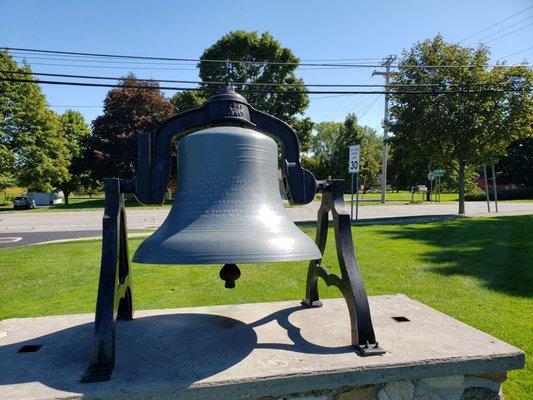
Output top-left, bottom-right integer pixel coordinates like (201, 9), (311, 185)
(133, 126), (321, 267)
(82, 87), (382, 384)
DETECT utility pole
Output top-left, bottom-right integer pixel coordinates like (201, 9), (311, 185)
(372, 55), (396, 204)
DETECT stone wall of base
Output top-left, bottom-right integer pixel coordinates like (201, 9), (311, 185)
(257, 374), (504, 400)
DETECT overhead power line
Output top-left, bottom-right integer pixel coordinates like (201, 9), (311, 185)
(0, 70), (519, 88)
(497, 46), (533, 60)
(10, 60), (359, 72)
(10, 54), (200, 66)
(482, 22), (533, 45)
(358, 96), (381, 119)
(2, 46), (530, 69)
(1, 76), (529, 95)
(48, 95), (357, 107)
(8, 53), (380, 66)
(1, 46), (384, 67)
(11, 61), (198, 71)
(458, 5), (533, 44)
(467, 16), (532, 45)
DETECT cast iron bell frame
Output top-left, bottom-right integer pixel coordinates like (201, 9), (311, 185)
(82, 86), (383, 383)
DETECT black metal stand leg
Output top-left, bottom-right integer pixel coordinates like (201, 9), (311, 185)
(302, 203), (329, 308)
(303, 180), (384, 356)
(82, 178), (134, 383)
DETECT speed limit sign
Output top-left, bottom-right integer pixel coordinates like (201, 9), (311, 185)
(349, 145), (360, 173)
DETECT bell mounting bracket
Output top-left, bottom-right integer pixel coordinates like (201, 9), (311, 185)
(82, 178), (133, 383)
(303, 180), (384, 356)
(125, 85), (317, 205)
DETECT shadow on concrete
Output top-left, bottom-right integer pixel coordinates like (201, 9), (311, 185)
(0, 305), (354, 396)
(376, 215), (532, 298)
(250, 306), (354, 355)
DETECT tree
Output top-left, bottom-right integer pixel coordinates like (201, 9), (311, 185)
(388, 145), (427, 191)
(388, 147), (480, 194)
(85, 74), (175, 182)
(198, 31), (308, 119)
(0, 50), (70, 192)
(359, 127), (382, 191)
(308, 114), (382, 189)
(289, 116), (314, 153)
(0, 144), (15, 190)
(171, 31), (312, 149)
(170, 90), (206, 113)
(388, 35), (532, 214)
(495, 138), (533, 187)
(57, 110), (91, 204)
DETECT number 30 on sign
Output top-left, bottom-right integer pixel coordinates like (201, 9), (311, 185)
(349, 145), (360, 173)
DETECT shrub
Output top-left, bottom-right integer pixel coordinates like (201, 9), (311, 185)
(3, 187), (26, 201)
(465, 187), (533, 201)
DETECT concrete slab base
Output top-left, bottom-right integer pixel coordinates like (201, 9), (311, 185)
(0, 295), (524, 400)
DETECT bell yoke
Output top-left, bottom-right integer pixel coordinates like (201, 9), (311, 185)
(82, 86), (384, 383)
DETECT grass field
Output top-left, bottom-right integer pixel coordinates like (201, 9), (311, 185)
(0, 216), (531, 397)
(2, 191), (531, 213)
(345, 191), (459, 203)
(0, 195), (173, 212)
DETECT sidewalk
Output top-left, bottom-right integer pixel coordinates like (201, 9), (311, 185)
(1, 201), (532, 234)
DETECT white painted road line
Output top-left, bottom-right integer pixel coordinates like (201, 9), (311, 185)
(0, 236), (23, 244)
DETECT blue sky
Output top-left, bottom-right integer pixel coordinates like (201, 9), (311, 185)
(1, 0), (531, 137)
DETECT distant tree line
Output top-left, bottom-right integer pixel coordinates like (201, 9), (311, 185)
(1, 33), (531, 214)
(301, 114), (382, 191)
(1, 50), (90, 204)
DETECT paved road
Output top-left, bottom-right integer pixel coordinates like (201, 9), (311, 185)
(1, 201), (532, 248)
(0, 230), (102, 249)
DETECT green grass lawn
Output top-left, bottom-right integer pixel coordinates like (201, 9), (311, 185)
(0, 216), (531, 397)
(343, 190), (459, 203)
(0, 195), (173, 212)
(2, 192), (531, 212)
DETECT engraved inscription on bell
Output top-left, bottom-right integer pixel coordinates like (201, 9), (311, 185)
(133, 126), (321, 265)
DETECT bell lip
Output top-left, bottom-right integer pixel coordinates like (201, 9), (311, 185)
(132, 250), (323, 265)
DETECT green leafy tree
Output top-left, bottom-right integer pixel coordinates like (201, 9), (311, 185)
(57, 110), (91, 204)
(359, 127), (382, 191)
(198, 31), (308, 119)
(85, 74), (175, 181)
(309, 114), (381, 189)
(496, 138), (533, 186)
(0, 141), (15, 190)
(289, 116), (314, 153)
(171, 31), (312, 149)
(328, 114), (365, 184)
(388, 145), (426, 191)
(389, 35), (532, 214)
(388, 148), (480, 194)
(312, 121), (341, 160)
(0, 50), (69, 192)
(170, 90), (206, 113)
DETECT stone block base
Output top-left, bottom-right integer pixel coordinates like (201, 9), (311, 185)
(257, 375), (503, 399)
(0, 295), (524, 399)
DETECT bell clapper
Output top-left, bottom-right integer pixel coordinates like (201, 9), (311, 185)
(220, 264), (241, 289)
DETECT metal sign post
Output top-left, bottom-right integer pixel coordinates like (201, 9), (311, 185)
(432, 170), (444, 202)
(350, 173), (354, 219)
(349, 145), (361, 221)
(355, 169), (360, 220)
(491, 164), (499, 212)
(427, 172), (435, 202)
(483, 165), (491, 213)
